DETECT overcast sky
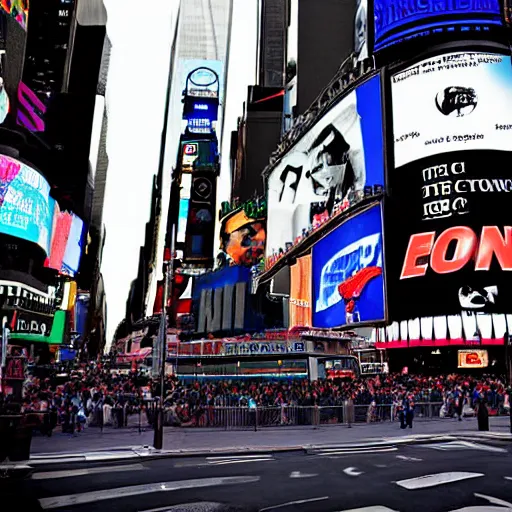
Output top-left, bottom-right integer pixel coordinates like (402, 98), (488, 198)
(101, 0), (258, 349)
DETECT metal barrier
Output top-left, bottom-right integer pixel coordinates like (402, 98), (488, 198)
(75, 401), (506, 431)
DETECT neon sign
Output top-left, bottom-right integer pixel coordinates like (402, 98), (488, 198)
(194, 104), (209, 111)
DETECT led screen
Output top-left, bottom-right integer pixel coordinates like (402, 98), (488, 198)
(289, 254), (312, 328)
(61, 214), (84, 276)
(387, 51), (512, 320)
(373, 0), (502, 52)
(266, 75), (384, 257)
(48, 209), (73, 271)
(312, 204), (385, 329)
(177, 198), (190, 244)
(0, 154), (54, 253)
(0, 0), (28, 30)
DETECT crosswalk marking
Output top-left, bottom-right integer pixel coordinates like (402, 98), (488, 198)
(421, 441), (507, 453)
(32, 463), (147, 480)
(396, 472), (483, 490)
(38, 475), (260, 510)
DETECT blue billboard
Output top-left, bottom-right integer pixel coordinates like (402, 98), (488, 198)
(193, 266), (263, 335)
(312, 204), (385, 329)
(373, 0), (502, 51)
(61, 214), (84, 276)
(0, 155), (54, 254)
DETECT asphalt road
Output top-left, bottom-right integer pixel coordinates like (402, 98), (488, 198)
(3, 438), (512, 512)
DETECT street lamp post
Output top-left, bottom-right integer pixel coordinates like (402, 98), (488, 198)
(153, 227), (175, 450)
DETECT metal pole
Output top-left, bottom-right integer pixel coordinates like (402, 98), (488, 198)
(153, 225), (175, 450)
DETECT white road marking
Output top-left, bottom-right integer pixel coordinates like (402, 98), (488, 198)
(396, 472), (484, 490)
(396, 455), (423, 462)
(38, 475), (260, 510)
(207, 454), (272, 460)
(315, 446), (396, 453)
(259, 496), (329, 511)
(209, 458), (273, 466)
(422, 441), (507, 453)
(336, 507), (399, 512)
(504, 477), (512, 481)
(32, 463), (147, 480)
(320, 447), (397, 456)
(289, 471), (318, 479)
(474, 493), (512, 508)
(343, 467), (363, 477)
(140, 504), (224, 512)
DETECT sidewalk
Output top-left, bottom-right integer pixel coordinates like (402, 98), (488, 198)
(30, 416), (511, 455)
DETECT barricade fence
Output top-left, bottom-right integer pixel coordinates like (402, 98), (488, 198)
(42, 401), (507, 433)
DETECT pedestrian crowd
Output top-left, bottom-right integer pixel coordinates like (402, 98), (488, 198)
(8, 364), (509, 433)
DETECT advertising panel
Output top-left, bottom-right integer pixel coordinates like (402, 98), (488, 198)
(0, 0), (28, 30)
(312, 204), (385, 329)
(61, 214), (84, 276)
(48, 209), (72, 272)
(388, 52), (512, 320)
(373, 0), (502, 52)
(184, 171), (216, 262)
(220, 206), (266, 267)
(193, 266), (263, 335)
(289, 254), (312, 328)
(458, 349), (488, 368)
(0, 155), (54, 253)
(266, 74), (384, 256)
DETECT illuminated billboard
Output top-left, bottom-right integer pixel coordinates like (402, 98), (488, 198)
(266, 74), (384, 257)
(61, 214), (84, 276)
(458, 349), (488, 369)
(220, 207), (266, 267)
(1, 0), (28, 31)
(289, 254), (312, 328)
(0, 154), (54, 254)
(387, 51), (512, 320)
(312, 204), (385, 329)
(373, 0), (502, 52)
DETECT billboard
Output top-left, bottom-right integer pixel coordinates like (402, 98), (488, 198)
(266, 74), (384, 257)
(184, 171), (216, 262)
(193, 266), (263, 335)
(373, 0), (502, 52)
(387, 52), (512, 320)
(289, 254), (312, 328)
(0, 155), (54, 253)
(48, 209), (73, 272)
(219, 206), (266, 267)
(61, 214), (84, 276)
(458, 349), (488, 369)
(312, 204), (385, 329)
(0, 0), (28, 31)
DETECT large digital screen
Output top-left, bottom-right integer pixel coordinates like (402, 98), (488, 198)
(387, 51), (512, 320)
(220, 208), (266, 267)
(0, 155), (54, 254)
(1, 0), (28, 31)
(289, 254), (312, 328)
(373, 0), (502, 52)
(61, 214), (84, 276)
(312, 204), (385, 329)
(48, 209), (73, 272)
(266, 74), (384, 257)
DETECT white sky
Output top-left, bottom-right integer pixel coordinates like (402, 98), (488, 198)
(101, 0), (258, 350)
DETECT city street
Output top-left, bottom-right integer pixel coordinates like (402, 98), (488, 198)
(3, 436), (512, 512)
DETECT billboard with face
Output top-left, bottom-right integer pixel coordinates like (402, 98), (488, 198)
(266, 74), (384, 257)
(387, 51), (512, 321)
(312, 204), (386, 329)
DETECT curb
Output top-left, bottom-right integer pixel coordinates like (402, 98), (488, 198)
(28, 431), (512, 466)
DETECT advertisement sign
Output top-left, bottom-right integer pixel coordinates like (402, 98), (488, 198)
(388, 52), (512, 320)
(181, 142), (199, 172)
(266, 74), (384, 256)
(61, 214), (84, 276)
(373, 0), (502, 51)
(289, 254), (312, 328)
(9, 309), (53, 336)
(0, 0), (28, 30)
(194, 266), (263, 335)
(0, 155), (54, 254)
(48, 209), (73, 272)
(458, 349), (488, 368)
(220, 207), (266, 267)
(181, 60), (224, 100)
(184, 171), (216, 262)
(312, 204), (385, 329)
(224, 341), (305, 356)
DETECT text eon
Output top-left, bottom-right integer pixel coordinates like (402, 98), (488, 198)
(401, 226), (512, 279)
(197, 282), (246, 333)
